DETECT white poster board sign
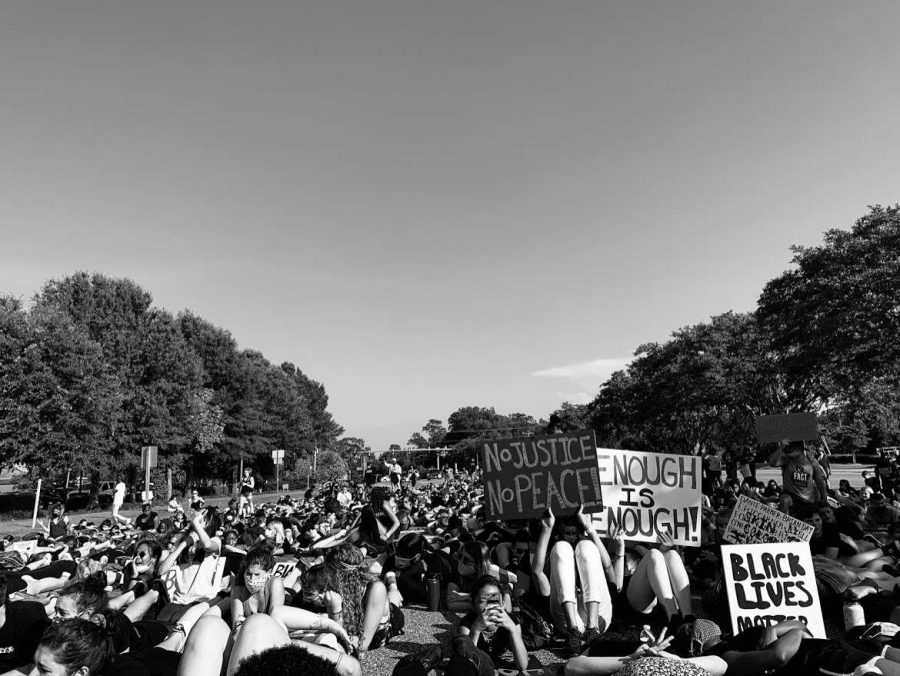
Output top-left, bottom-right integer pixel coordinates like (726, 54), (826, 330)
(721, 542), (825, 638)
(723, 495), (815, 545)
(591, 449), (702, 547)
(7, 539), (38, 554)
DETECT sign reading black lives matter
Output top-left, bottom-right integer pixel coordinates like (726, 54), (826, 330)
(481, 430), (603, 520)
(722, 542), (825, 638)
(723, 495), (815, 545)
(591, 449), (702, 547)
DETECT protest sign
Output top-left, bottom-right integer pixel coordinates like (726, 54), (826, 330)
(723, 495), (814, 545)
(480, 430), (603, 520)
(7, 539), (38, 555)
(721, 542), (824, 637)
(755, 413), (819, 444)
(591, 449), (701, 547)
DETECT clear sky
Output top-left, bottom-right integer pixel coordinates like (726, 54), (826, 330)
(2, 1), (898, 451)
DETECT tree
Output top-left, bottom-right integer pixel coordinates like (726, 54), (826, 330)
(422, 419), (447, 447)
(758, 205), (900, 452)
(587, 312), (778, 454)
(0, 298), (123, 487)
(546, 402), (590, 433)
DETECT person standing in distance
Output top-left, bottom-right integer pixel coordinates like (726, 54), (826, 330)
(768, 440), (828, 516)
(111, 479), (131, 527)
(384, 457), (402, 494)
(239, 467), (255, 518)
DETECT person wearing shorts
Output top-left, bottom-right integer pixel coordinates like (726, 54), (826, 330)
(239, 468), (255, 518)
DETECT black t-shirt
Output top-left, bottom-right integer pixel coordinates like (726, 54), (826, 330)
(132, 647), (181, 676)
(0, 601), (49, 671)
(135, 512), (159, 531)
(107, 654), (151, 676)
(459, 611), (518, 661)
(809, 523), (842, 556)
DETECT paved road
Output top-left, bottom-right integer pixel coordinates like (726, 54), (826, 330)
(757, 462), (871, 489)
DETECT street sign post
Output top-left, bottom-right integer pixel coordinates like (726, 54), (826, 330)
(141, 446), (158, 503)
(272, 449), (285, 493)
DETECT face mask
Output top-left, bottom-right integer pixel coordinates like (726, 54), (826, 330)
(245, 572), (271, 593)
(395, 555), (417, 569)
(458, 562), (476, 577)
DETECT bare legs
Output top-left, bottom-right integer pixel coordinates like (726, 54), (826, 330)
(626, 549), (692, 620)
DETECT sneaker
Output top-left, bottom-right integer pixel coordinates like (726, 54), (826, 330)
(583, 626), (602, 651)
(566, 626), (584, 657)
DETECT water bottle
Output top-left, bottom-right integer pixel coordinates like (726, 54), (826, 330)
(843, 599), (865, 631)
(426, 576), (441, 611)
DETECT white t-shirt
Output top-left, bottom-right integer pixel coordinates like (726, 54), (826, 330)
(113, 482), (126, 507)
(164, 538), (226, 605)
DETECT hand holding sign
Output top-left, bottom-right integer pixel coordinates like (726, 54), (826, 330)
(541, 507), (556, 531)
(658, 526), (675, 553)
(576, 504), (593, 535)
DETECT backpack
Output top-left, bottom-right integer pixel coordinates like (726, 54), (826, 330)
(389, 602), (406, 637)
(517, 601), (553, 650)
(0, 550), (25, 572)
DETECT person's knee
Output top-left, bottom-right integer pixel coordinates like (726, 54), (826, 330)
(645, 548), (665, 566)
(575, 539), (601, 563)
(190, 615), (230, 645)
(239, 613), (281, 641)
(551, 540), (574, 563)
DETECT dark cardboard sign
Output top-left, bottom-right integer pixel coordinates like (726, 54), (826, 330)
(480, 430), (603, 520)
(755, 413), (819, 444)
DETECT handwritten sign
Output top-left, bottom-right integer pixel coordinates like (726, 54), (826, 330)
(480, 430), (603, 520)
(721, 542), (824, 638)
(591, 449), (702, 547)
(723, 496), (814, 545)
(755, 413), (819, 444)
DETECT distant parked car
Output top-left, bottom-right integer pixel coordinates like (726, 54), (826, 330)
(426, 469), (444, 480)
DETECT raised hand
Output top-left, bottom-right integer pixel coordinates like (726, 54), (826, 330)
(541, 507), (556, 531)
(658, 526), (675, 552)
(576, 504), (593, 533)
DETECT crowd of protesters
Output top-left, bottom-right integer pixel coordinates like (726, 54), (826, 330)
(5, 443), (900, 676)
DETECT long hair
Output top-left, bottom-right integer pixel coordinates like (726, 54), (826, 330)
(458, 540), (490, 589)
(237, 545), (276, 590)
(39, 618), (115, 675)
(323, 544), (375, 637)
(58, 573), (109, 616)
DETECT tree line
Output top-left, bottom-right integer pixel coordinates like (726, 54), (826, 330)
(0, 272), (348, 493)
(405, 205), (900, 463)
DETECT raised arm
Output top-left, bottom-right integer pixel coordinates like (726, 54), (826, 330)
(530, 508), (555, 597)
(191, 512), (221, 554)
(768, 442), (786, 468)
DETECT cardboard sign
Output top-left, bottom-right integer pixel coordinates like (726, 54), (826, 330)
(272, 559), (300, 586)
(480, 430), (603, 520)
(721, 542), (824, 637)
(7, 540), (38, 554)
(723, 495), (814, 545)
(591, 449), (702, 547)
(755, 413), (819, 444)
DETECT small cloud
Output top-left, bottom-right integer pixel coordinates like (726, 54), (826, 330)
(533, 357), (630, 379)
(555, 391), (593, 404)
